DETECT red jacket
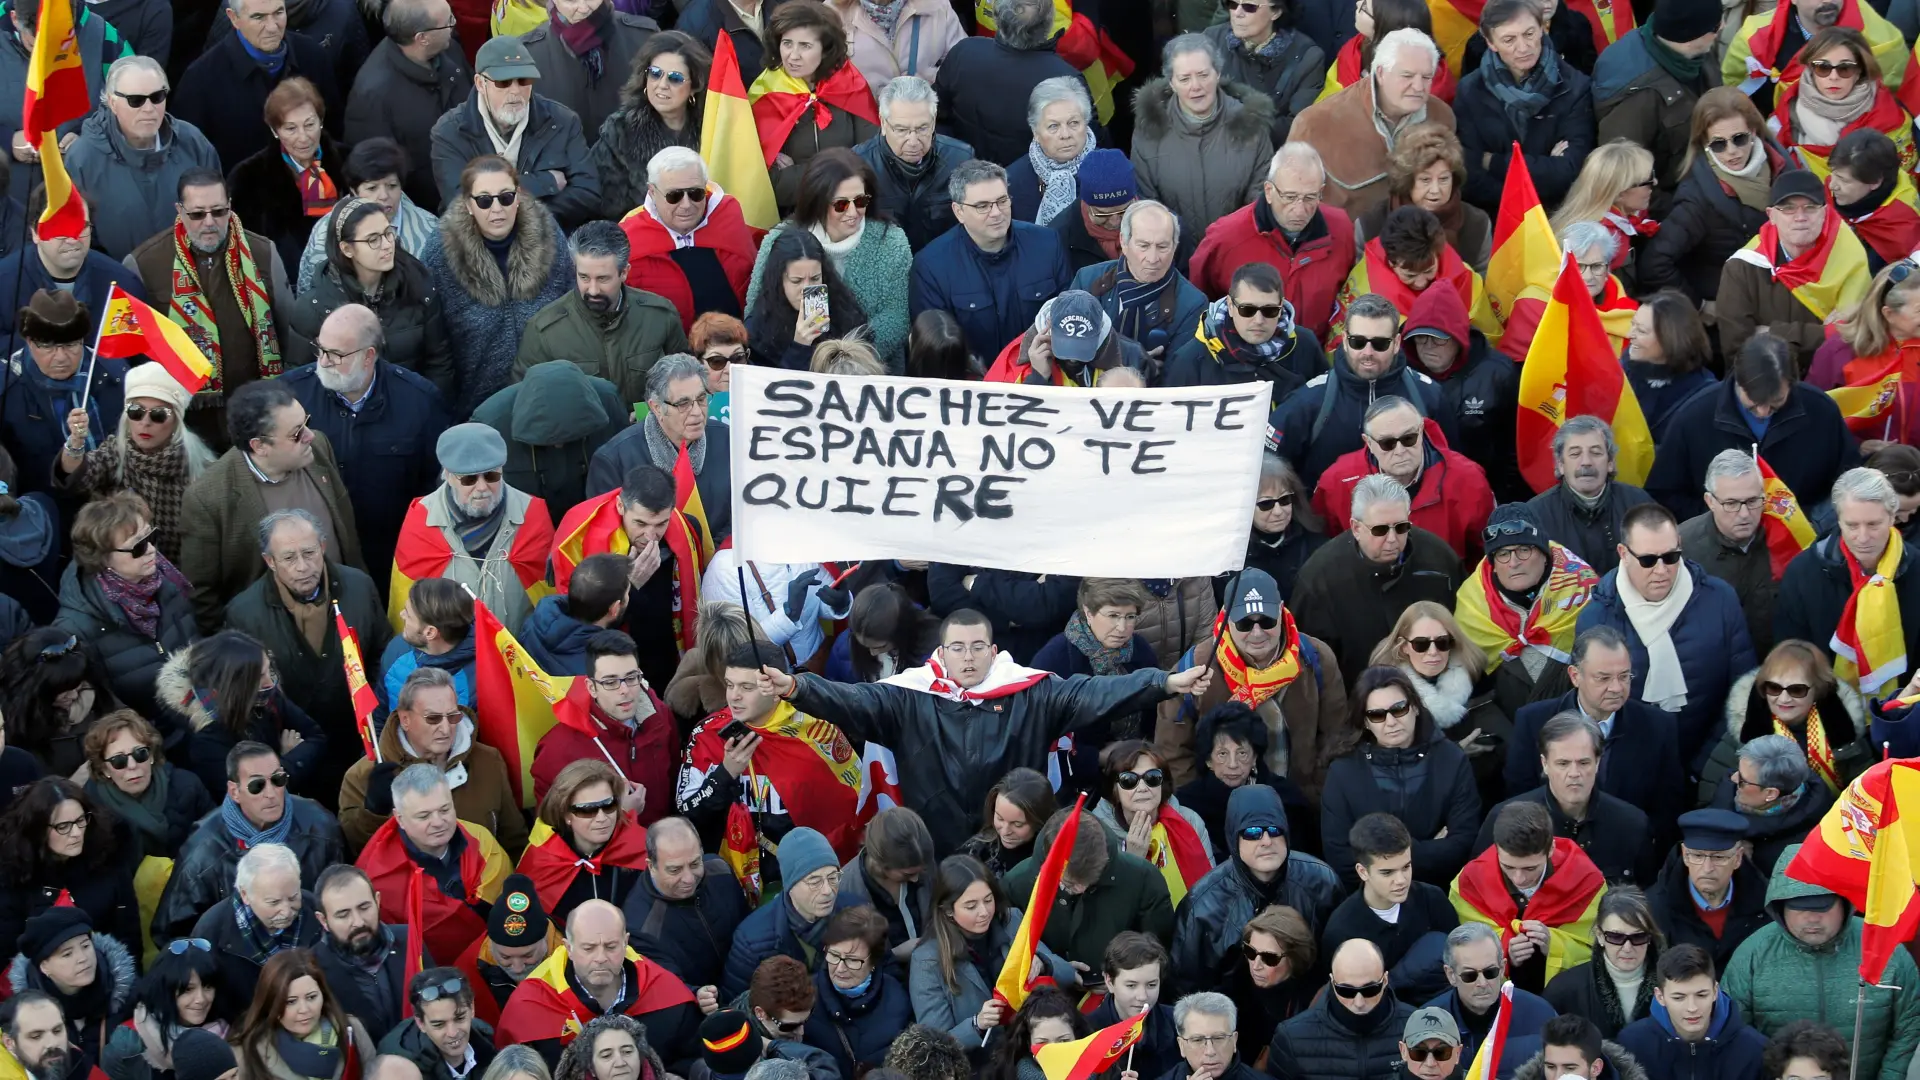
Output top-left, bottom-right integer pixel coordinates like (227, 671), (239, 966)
(1189, 202), (1355, 343)
(531, 681), (676, 826)
(620, 194), (761, 332)
(1310, 417), (1496, 562)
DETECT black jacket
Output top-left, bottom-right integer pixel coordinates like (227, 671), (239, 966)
(1322, 881), (1458, 1004)
(154, 650), (330, 804)
(675, 0), (777, 84)
(1523, 481), (1654, 577)
(1266, 988), (1413, 1080)
(926, 565), (1077, 665)
(1049, 202), (1116, 276)
(1648, 378), (1861, 517)
(1778, 532), (1920, 692)
(192, 892), (325, 1005)
(286, 254), (458, 397)
(1406, 327), (1524, 503)
(584, 418), (732, 543)
(150, 796), (347, 940)
(1645, 848), (1771, 971)
(226, 132), (350, 276)
(1321, 732), (1481, 889)
(316, 924), (418, 1038)
(1462, 5), (1599, 74)
(83, 763), (213, 863)
(1163, 313), (1325, 411)
(853, 133), (973, 254)
(1542, 961), (1654, 1040)
(1506, 690), (1685, 834)
(933, 36), (1087, 167)
(429, 92), (603, 231)
(51, 562), (198, 723)
(172, 29), (342, 172)
(343, 38), (472, 212)
(1476, 786), (1655, 887)
(1455, 53), (1594, 213)
(620, 855), (751, 990)
(0, 847), (143, 960)
(804, 967), (914, 1079)
(518, 12), (662, 147)
(1640, 150), (1781, 303)
(378, 1011), (498, 1080)
(1240, 524), (1328, 601)
(1202, 24), (1326, 144)
(1289, 529), (1464, 688)
(1093, 1002), (1179, 1080)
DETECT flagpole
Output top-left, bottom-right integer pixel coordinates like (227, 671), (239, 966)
(1851, 981), (1866, 1080)
(77, 291), (107, 412)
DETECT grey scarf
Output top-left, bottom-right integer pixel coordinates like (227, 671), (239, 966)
(1026, 131), (1096, 227)
(1478, 37), (1562, 141)
(642, 411), (707, 474)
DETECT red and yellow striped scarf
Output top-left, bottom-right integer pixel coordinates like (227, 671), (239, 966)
(1213, 607), (1303, 709)
(1779, 708), (1842, 793)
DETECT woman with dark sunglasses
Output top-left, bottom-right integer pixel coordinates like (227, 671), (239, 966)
(83, 711), (212, 863)
(1810, 259), (1920, 454)
(1695, 639), (1872, 807)
(1236, 451), (1326, 602)
(517, 759), (648, 926)
(155, 631), (328, 799)
(1541, 887), (1662, 1038)
(589, 34), (710, 220)
(1317, 666), (1481, 891)
(1641, 87), (1788, 306)
(0, 776), (143, 959)
(1222, 905), (1316, 1052)
(1369, 600), (1510, 808)
(102, 935), (232, 1080)
(1090, 739), (1213, 906)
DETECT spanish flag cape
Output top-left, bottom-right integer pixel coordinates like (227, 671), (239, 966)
(1830, 344), (1920, 439)
(1839, 185), (1920, 267)
(551, 490), (705, 652)
(455, 921), (564, 1027)
(1334, 239), (1503, 346)
(1831, 528), (1909, 698)
(1789, 764), (1920, 984)
(1456, 542), (1598, 669)
(683, 702), (874, 862)
(973, 0), (1135, 123)
(1317, 35), (1456, 104)
(1450, 836), (1606, 983)
(356, 816), (512, 969)
(746, 63), (880, 167)
(516, 808), (651, 920)
(1730, 205), (1874, 324)
(1773, 79), (1920, 182)
(388, 492), (554, 630)
(1727, 0), (1909, 100)
(494, 944), (695, 1049)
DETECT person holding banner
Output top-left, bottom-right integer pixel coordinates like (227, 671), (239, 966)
(0, 290), (125, 512)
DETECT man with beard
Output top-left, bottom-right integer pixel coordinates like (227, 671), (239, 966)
(313, 863), (423, 1039)
(390, 424), (555, 639)
(124, 169), (295, 451)
(192, 842), (324, 1004)
(428, 37), (601, 230)
(1525, 416), (1655, 577)
(0, 992), (102, 1080)
(281, 303), (453, 584)
(514, 221), (688, 408)
(456, 874), (558, 1027)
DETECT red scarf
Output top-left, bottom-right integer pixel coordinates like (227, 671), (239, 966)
(1454, 836), (1606, 944)
(1361, 239), (1476, 321)
(1756, 206), (1848, 290)
(516, 812), (649, 917)
(356, 818), (493, 969)
(749, 63), (881, 166)
(1748, 0), (1869, 88)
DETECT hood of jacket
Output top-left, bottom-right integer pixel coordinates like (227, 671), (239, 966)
(1405, 280), (1469, 351)
(510, 360), (611, 445)
(437, 182), (561, 306)
(1722, 669), (1867, 748)
(1511, 1041), (1651, 1080)
(1648, 986), (1743, 1043)
(1130, 77), (1277, 144)
(522, 593), (603, 657)
(156, 647), (213, 731)
(0, 492), (57, 569)
(7, 931), (137, 1016)
(1762, 841), (1856, 933)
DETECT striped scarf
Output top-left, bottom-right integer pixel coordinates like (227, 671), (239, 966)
(170, 215), (282, 393)
(1779, 708), (1842, 793)
(1213, 607), (1302, 709)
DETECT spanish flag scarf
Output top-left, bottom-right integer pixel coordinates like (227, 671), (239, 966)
(1777, 708), (1842, 793)
(1145, 804), (1211, 906)
(1213, 607), (1303, 709)
(1831, 529), (1908, 698)
(1450, 836), (1606, 983)
(746, 63), (879, 167)
(1745, 0), (1869, 92)
(1732, 206), (1872, 322)
(1456, 543), (1598, 667)
(552, 492), (704, 652)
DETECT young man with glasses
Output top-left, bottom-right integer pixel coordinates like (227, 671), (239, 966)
(1324, 813), (1461, 1005)
(1448, 800), (1607, 996)
(1268, 939), (1413, 1080)
(355, 764), (514, 967)
(531, 629), (673, 825)
(1427, 923), (1557, 1061)
(1645, 810), (1770, 971)
(382, 966), (500, 1080)
(1477, 711), (1654, 887)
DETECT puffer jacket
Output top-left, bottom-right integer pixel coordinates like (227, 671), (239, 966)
(517, 593), (606, 678)
(64, 111), (222, 260)
(1696, 670), (1872, 807)
(52, 561), (198, 723)
(1310, 418), (1496, 562)
(1640, 144), (1789, 302)
(1129, 78), (1275, 267)
(1618, 987), (1767, 1080)
(1573, 561), (1756, 770)
(1319, 727), (1481, 889)
(1160, 301), (1325, 427)
(285, 239), (456, 398)
(907, 907), (1076, 1050)
(1508, 1042), (1651, 1080)
(1399, 282), (1523, 501)
(468, 360), (629, 520)
(931, 35), (1085, 167)
(1721, 844), (1920, 1080)
(1203, 24), (1325, 144)
(7, 930), (136, 1059)
(805, 966), (915, 1079)
(1134, 578), (1217, 674)
(721, 890), (817, 1001)
(151, 648), (331, 800)
(1003, 816), (1176, 968)
(854, 132), (973, 253)
(1266, 982), (1413, 1080)
(1453, 50), (1594, 213)
(148, 794), (347, 941)
(1270, 350), (1455, 488)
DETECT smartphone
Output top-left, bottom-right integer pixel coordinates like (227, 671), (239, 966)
(801, 284), (830, 325)
(719, 719), (753, 743)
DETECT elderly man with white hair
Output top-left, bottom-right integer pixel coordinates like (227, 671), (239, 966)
(620, 147), (761, 330)
(191, 840), (324, 1004)
(1067, 200), (1208, 365)
(67, 55), (222, 260)
(1679, 449), (1778, 654)
(586, 354), (731, 542)
(1289, 27), (1456, 217)
(1166, 992), (1262, 1080)
(1780, 467), (1920, 698)
(854, 76), (975, 251)
(1191, 142), (1357, 343)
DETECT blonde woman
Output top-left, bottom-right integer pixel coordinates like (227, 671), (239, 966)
(1369, 599), (1508, 803)
(1548, 139), (1658, 279)
(1811, 258), (1920, 450)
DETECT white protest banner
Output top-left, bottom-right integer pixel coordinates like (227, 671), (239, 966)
(728, 367), (1272, 578)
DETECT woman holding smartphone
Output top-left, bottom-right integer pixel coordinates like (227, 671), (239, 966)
(746, 230), (868, 368)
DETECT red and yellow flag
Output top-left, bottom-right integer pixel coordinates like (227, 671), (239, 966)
(34, 132), (84, 241)
(1515, 254), (1654, 493)
(96, 283), (214, 392)
(1485, 144), (1561, 333)
(674, 440), (714, 567)
(334, 603), (380, 762)
(995, 794), (1086, 1012)
(700, 31), (777, 231)
(400, 865), (426, 1017)
(1757, 454), (1815, 580)
(1462, 984), (1514, 1080)
(472, 597), (573, 806)
(976, 0), (1133, 124)
(1427, 0), (1483, 80)
(21, 0), (87, 137)
(1032, 1009), (1146, 1080)
(1830, 352), (1906, 437)
(720, 802), (762, 906)
(1788, 759), (1920, 982)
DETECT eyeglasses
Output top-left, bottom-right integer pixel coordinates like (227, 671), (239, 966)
(1233, 615), (1277, 633)
(1711, 493), (1765, 512)
(415, 977), (467, 1003)
(1255, 493), (1294, 512)
(1242, 943), (1284, 966)
(37, 635), (79, 662)
(942, 642), (992, 657)
(114, 530), (155, 558)
(417, 710), (463, 727)
(799, 869), (843, 890)
(1347, 334), (1396, 352)
(1681, 849), (1736, 868)
(164, 938), (212, 955)
(1628, 176), (1657, 189)
(704, 349), (747, 369)
(959, 196), (1012, 214)
(831, 194), (873, 213)
(1234, 302), (1284, 319)
(105, 745), (153, 770)
(825, 949), (870, 970)
(1268, 190), (1321, 208)
(1117, 769), (1164, 791)
(1623, 547), (1684, 568)
(1407, 635), (1454, 654)
(125, 403), (173, 424)
(1808, 59), (1863, 77)
(469, 190), (517, 209)
(1599, 929), (1654, 947)
(28, 338), (81, 352)
(1363, 700), (1413, 722)
(591, 672), (645, 691)
(114, 87), (168, 107)
(316, 345), (369, 365)
(1761, 681), (1813, 699)
(49, 812), (92, 836)
(1332, 981), (1386, 1000)
(1576, 260), (1610, 277)
(345, 226), (399, 248)
(1238, 824), (1285, 841)
(569, 797), (620, 818)
(645, 65), (689, 84)
(661, 186), (709, 205)
(456, 470), (503, 486)
(1366, 521), (1413, 537)
(1705, 131), (1753, 155)
(1369, 431), (1420, 451)
(1452, 963), (1502, 984)
(664, 393), (711, 412)
(244, 770), (290, 795)
(1408, 1045), (1456, 1063)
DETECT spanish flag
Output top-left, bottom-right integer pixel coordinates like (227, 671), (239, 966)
(1485, 144), (1562, 333)
(1563, 0), (1635, 54)
(1426, 0), (1483, 81)
(21, 0), (87, 136)
(552, 490), (706, 651)
(95, 283), (214, 392)
(975, 0), (1134, 124)
(401, 865), (426, 1017)
(1451, 836), (1606, 983)
(1788, 760), (1920, 983)
(1316, 37), (1457, 104)
(1730, 206), (1872, 325)
(1757, 454), (1815, 580)
(472, 597), (572, 806)
(1462, 983), (1514, 1080)
(1515, 254), (1654, 493)
(33, 132), (85, 241)
(1033, 1009), (1147, 1080)
(674, 440), (713, 567)
(701, 32), (778, 231)
(995, 794), (1086, 1012)
(334, 602), (380, 762)
(1829, 352), (1907, 438)
(747, 63), (878, 167)
(386, 493), (554, 631)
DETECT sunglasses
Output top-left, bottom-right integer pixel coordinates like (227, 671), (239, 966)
(1234, 615), (1277, 633)
(1623, 547), (1684, 568)
(662, 186), (710, 205)
(1407, 635), (1453, 654)
(38, 635), (79, 661)
(570, 796), (619, 818)
(645, 65), (689, 84)
(415, 977), (467, 1003)
(417, 710), (463, 727)
(115, 531), (155, 558)
(1628, 176), (1657, 189)
(49, 812), (92, 836)
(244, 770), (290, 795)
(1452, 963), (1502, 984)
(1363, 700), (1413, 723)
(105, 745), (153, 770)
(1705, 131), (1753, 155)
(1367, 521), (1413, 537)
(114, 87), (168, 107)
(769, 1018), (807, 1035)
(180, 206), (230, 221)
(456, 470), (503, 486)
(1117, 769), (1164, 791)
(1600, 929), (1653, 947)
(1808, 59), (1862, 77)
(1893, 260), (1918, 285)
(1238, 824), (1285, 841)
(1332, 981), (1386, 1000)
(1347, 334), (1395, 352)
(1408, 1045), (1456, 1063)
(1255, 493), (1295, 512)
(1234, 302), (1284, 319)
(704, 349), (748, 369)
(1242, 943), (1284, 966)
(1221, 0), (1275, 9)
(165, 938), (212, 955)
(487, 76), (535, 87)
(469, 191), (517, 209)
(125, 403), (172, 423)
(1761, 681), (1813, 699)
(831, 194), (873, 213)
(1370, 432), (1420, 451)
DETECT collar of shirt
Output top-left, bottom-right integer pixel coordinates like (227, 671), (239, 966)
(335, 366), (378, 413)
(1578, 701), (1615, 740)
(243, 451), (284, 484)
(1689, 876), (1733, 912)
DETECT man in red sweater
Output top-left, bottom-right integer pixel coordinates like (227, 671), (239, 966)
(531, 630), (675, 825)
(1189, 144), (1356, 343)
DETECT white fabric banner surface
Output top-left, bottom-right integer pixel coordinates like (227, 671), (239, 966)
(727, 367), (1273, 577)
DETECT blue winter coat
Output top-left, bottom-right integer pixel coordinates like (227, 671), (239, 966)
(1616, 990), (1767, 1080)
(722, 890), (816, 1000)
(377, 628), (478, 710)
(1068, 259), (1210, 362)
(0, 348), (126, 505)
(805, 967), (914, 1078)
(909, 221), (1072, 361)
(519, 593), (602, 678)
(1424, 985), (1558, 1065)
(1646, 377), (1860, 517)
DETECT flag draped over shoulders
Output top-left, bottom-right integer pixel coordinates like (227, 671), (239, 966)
(1731, 206), (1873, 323)
(357, 817), (511, 966)
(1451, 836), (1607, 983)
(1455, 542), (1597, 668)
(746, 64), (879, 166)
(681, 703), (874, 861)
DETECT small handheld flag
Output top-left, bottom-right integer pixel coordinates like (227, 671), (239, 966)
(21, 0), (87, 136)
(96, 284), (214, 393)
(1755, 452), (1814, 580)
(1032, 1010), (1147, 1080)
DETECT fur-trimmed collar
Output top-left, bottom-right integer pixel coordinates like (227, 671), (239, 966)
(1511, 1041), (1651, 1080)
(155, 648), (215, 732)
(436, 191), (561, 306)
(7, 932), (138, 1017)
(1723, 669), (1868, 745)
(1400, 662), (1477, 730)
(1129, 77), (1276, 143)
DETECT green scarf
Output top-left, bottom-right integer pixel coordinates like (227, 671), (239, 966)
(86, 767), (173, 860)
(1641, 24), (1708, 89)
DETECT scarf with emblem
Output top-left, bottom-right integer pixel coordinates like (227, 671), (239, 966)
(170, 213), (281, 393)
(1777, 708), (1842, 793)
(1212, 607), (1302, 709)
